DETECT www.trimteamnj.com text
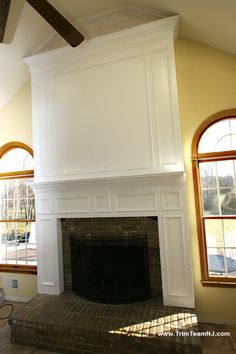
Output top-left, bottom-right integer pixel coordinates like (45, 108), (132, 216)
(157, 331), (230, 337)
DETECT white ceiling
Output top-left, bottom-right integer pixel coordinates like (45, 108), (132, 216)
(0, 0), (236, 110)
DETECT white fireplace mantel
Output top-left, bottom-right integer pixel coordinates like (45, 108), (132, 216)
(34, 173), (194, 308)
(26, 15), (195, 308)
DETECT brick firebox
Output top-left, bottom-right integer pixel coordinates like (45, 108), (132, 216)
(62, 217), (162, 302)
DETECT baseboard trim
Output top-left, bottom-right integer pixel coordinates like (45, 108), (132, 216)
(4, 295), (31, 303)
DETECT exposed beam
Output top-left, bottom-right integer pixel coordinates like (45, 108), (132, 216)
(26, 0), (84, 47)
(0, 0), (11, 42)
(3, 0), (24, 43)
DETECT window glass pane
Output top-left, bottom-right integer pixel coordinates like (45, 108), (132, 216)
(225, 249), (236, 275)
(0, 177), (35, 220)
(198, 132), (217, 154)
(217, 160), (234, 188)
(230, 119), (236, 134)
(221, 189), (236, 215)
(0, 223), (7, 263)
(7, 200), (15, 219)
(0, 148), (34, 173)
(0, 201), (7, 219)
(28, 199), (35, 219)
(223, 219), (236, 247)
(202, 190), (219, 215)
(28, 185), (34, 199)
(205, 219), (236, 277)
(229, 120), (236, 149)
(231, 135), (236, 150)
(216, 136), (232, 152)
(0, 222), (36, 265)
(205, 219), (224, 247)
(208, 120), (230, 141)
(207, 248), (226, 276)
(199, 162), (217, 188)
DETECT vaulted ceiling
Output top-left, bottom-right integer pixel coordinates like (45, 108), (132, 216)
(0, 0), (236, 110)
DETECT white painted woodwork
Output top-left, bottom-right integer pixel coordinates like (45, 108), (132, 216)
(34, 174), (194, 308)
(25, 16), (183, 182)
(26, 16), (195, 308)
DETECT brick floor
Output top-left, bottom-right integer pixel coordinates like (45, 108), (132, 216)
(10, 292), (202, 354)
(0, 301), (55, 354)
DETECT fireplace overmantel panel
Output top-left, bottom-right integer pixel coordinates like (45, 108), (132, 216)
(25, 15), (183, 183)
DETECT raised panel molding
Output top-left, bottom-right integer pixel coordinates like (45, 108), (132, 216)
(161, 191), (182, 211)
(49, 52), (155, 178)
(37, 198), (53, 214)
(152, 46), (183, 170)
(37, 218), (56, 291)
(93, 195), (112, 213)
(56, 196), (91, 213)
(161, 215), (194, 307)
(115, 193), (157, 212)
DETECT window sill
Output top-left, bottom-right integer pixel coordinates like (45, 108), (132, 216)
(0, 264), (37, 275)
(201, 279), (236, 288)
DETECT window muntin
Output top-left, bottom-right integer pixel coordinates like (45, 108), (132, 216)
(193, 112), (236, 286)
(0, 144), (36, 271)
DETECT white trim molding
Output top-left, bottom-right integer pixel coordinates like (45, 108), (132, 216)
(34, 173), (195, 308)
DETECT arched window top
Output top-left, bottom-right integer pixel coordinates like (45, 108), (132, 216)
(0, 142), (34, 173)
(192, 109), (236, 157)
(198, 118), (236, 153)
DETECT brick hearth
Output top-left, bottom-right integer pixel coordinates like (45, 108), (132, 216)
(10, 292), (201, 354)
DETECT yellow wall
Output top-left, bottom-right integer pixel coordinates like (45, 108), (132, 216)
(0, 273), (37, 301)
(0, 81), (32, 146)
(175, 38), (236, 324)
(0, 81), (37, 301)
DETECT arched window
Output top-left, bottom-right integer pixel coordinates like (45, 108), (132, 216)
(0, 142), (36, 274)
(192, 110), (236, 286)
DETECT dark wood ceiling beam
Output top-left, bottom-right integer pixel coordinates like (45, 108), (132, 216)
(0, 0), (11, 42)
(26, 0), (84, 47)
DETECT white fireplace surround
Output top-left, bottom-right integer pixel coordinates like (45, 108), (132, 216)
(26, 15), (195, 308)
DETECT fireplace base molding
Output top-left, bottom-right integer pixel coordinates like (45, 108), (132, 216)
(34, 173), (194, 308)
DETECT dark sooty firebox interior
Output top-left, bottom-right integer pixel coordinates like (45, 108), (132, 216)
(70, 234), (150, 304)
